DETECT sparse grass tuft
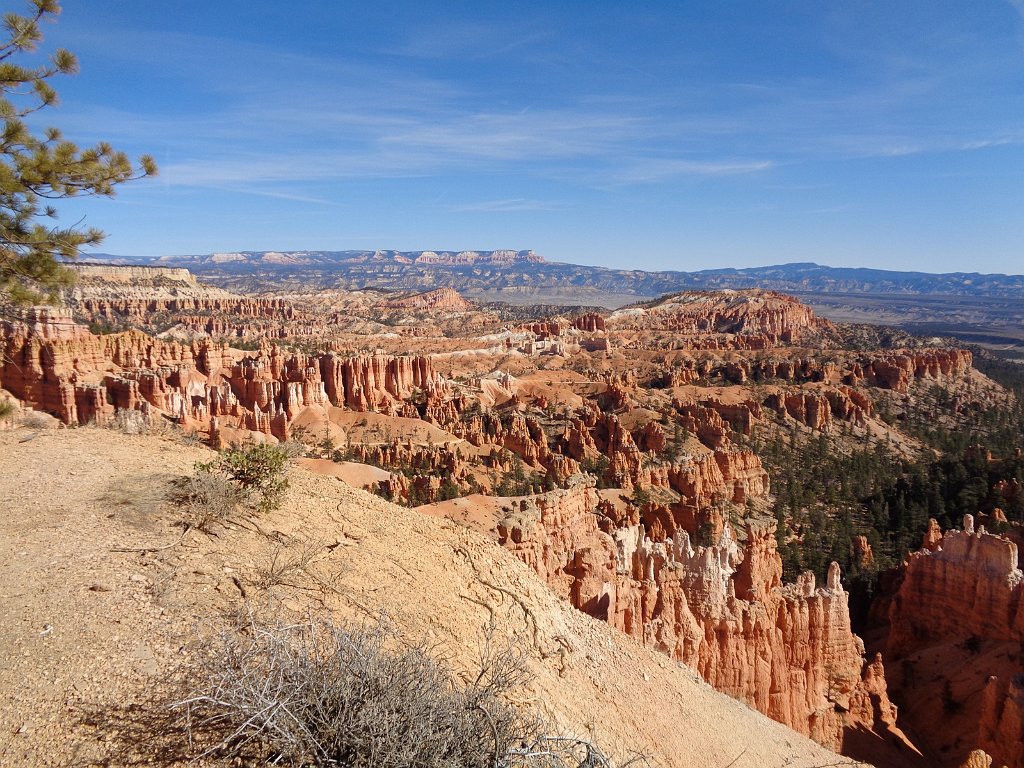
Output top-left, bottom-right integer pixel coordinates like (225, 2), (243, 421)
(251, 538), (323, 589)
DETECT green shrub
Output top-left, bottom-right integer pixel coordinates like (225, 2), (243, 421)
(217, 443), (290, 512)
(169, 443), (290, 527)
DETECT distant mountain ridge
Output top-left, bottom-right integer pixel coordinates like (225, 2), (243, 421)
(84, 252), (1024, 298)
(77, 252), (1024, 348)
(94, 249), (545, 269)
(675, 262), (1024, 297)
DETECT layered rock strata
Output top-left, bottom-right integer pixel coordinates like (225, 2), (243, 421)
(888, 515), (1023, 656)
(608, 290), (827, 345)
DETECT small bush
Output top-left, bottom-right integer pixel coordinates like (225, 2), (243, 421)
(0, 399), (15, 421)
(19, 409), (55, 429)
(178, 616), (643, 768)
(168, 444), (290, 527)
(218, 443), (290, 512)
(277, 437), (308, 459)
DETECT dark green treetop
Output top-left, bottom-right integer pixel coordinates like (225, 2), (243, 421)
(1, 0), (156, 305)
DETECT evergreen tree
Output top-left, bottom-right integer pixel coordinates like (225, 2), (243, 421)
(1, 1), (155, 304)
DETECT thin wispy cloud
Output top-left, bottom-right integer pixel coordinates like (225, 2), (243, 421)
(613, 158), (775, 184)
(387, 20), (554, 61)
(449, 198), (569, 213)
(54, 15), (1022, 193)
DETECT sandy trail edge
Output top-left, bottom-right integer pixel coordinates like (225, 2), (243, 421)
(0, 426), (866, 767)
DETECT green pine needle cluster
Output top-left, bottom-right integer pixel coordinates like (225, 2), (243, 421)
(0, 0), (156, 305)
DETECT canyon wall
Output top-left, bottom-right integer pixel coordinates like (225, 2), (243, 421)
(497, 477), (897, 751)
(888, 515), (1023, 656)
(607, 290), (828, 345)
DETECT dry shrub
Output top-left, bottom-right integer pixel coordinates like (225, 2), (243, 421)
(167, 443), (290, 529)
(19, 408), (56, 429)
(166, 468), (247, 532)
(177, 615), (644, 768)
(107, 408), (153, 435)
(278, 436), (308, 458)
(251, 538), (323, 589)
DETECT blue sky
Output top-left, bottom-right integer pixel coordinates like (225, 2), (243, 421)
(23, 1), (1024, 273)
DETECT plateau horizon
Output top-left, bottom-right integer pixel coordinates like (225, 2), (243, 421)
(86, 251), (1024, 281)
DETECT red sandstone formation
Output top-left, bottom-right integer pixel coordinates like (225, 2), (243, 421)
(572, 313), (606, 333)
(888, 515), (1023, 657)
(496, 477), (897, 750)
(608, 290), (830, 345)
(846, 349), (973, 394)
(383, 287), (474, 312)
(853, 535), (874, 568)
(655, 349), (969, 399)
(887, 516), (1024, 767)
(0, 311), (443, 436)
(981, 676), (1024, 768)
(77, 296), (294, 323)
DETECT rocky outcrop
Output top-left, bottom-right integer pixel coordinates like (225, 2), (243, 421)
(608, 290), (829, 345)
(383, 287), (474, 312)
(655, 349), (970, 396)
(961, 750), (1009, 768)
(410, 249), (543, 266)
(886, 517), (1024, 768)
(980, 677), (1024, 768)
(0, 312), (445, 437)
(66, 263), (299, 340)
(761, 386), (871, 430)
(497, 478), (896, 751)
(71, 264), (198, 283)
(77, 296), (294, 323)
(572, 313), (606, 333)
(888, 515), (1023, 657)
(847, 349), (973, 394)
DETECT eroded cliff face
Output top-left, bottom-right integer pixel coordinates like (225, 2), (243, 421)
(885, 516), (1024, 768)
(0, 311), (443, 437)
(383, 287), (474, 312)
(888, 515), (1023, 657)
(496, 477), (897, 751)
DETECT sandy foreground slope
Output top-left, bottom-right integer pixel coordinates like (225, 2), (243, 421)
(0, 424), (867, 767)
